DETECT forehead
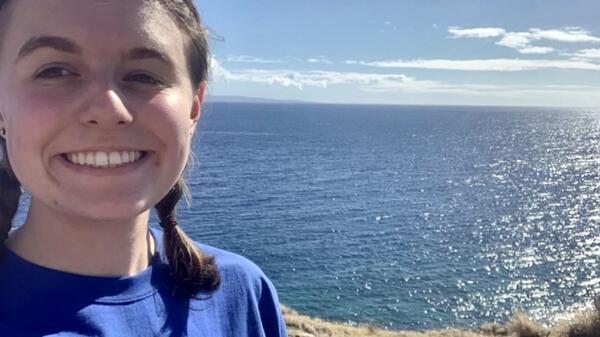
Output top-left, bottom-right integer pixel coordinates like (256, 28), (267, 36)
(1, 0), (185, 61)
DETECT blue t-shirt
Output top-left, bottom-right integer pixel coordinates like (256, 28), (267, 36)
(0, 226), (288, 337)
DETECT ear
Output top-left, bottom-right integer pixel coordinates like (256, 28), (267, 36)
(189, 82), (206, 135)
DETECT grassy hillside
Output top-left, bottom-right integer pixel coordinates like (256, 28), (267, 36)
(282, 305), (600, 337)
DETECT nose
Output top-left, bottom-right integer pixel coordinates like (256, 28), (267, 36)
(79, 88), (133, 128)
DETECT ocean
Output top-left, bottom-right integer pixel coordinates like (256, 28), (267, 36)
(16, 102), (600, 329)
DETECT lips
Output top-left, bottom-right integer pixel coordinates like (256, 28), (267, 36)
(62, 150), (147, 168)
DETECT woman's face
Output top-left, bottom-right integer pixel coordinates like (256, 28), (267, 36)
(0, 0), (203, 221)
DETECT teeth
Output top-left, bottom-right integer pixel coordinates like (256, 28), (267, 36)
(65, 150), (144, 168)
(95, 152), (108, 166)
(78, 153), (85, 165)
(86, 152), (94, 165)
(68, 153), (77, 164)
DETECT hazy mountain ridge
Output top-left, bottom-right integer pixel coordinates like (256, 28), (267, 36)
(206, 95), (309, 104)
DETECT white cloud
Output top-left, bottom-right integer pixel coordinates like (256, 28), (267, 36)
(450, 26), (600, 55)
(212, 58), (472, 94)
(380, 21), (397, 33)
(496, 32), (532, 49)
(530, 28), (600, 43)
(307, 56), (333, 64)
(518, 46), (555, 54)
(224, 54), (338, 65)
(569, 48), (600, 59)
(213, 67), (419, 90)
(448, 26), (506, 38)
(351, 58), (600, 71)
(209, 58), (231, 80)
(210, 57), (600, 104)
(224, 55), (286, 64)
(212, 56), (440, 90)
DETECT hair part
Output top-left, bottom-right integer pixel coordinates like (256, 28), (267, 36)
(0, 0), (220, 297)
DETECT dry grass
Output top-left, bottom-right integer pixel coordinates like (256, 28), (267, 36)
(281, 304), (600, 337)
(282, 305), (490, 337)
(505, 313), (548, 337)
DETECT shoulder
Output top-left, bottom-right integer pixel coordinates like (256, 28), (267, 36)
(150, 226), (288, 336)
(195, 241), (287, 336)
(198, 243), (263, 276)
(197, 242), (275, 298)
(150, 226), (273, 296)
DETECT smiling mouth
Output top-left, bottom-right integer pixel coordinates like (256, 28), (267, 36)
(61, 150), (148, 168)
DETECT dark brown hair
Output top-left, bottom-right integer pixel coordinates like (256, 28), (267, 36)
(0, 0), (220, 298)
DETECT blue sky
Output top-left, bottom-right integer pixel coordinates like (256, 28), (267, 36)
(198, 0), (600, 106)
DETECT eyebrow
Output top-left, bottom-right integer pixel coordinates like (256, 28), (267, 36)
(126, 47), (174, 67)
(17, 35), (81, 62)
(16, 36), (174, 68)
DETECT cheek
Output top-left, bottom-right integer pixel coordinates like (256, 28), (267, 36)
(6, 127), (47, 192)
(6, 88), (55, 137)
(5, 114), (52, 185)
(145, 92), (193, 142)
(142, 101), (193, 190)
(3, 86), (76, 184)
(5, 98), (61, 160)
(5, 84), (71, 130)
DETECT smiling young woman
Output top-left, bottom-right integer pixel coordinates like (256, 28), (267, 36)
(0, 0), (287, 336)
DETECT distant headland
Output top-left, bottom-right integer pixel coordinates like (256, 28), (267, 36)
(205, 95), (309, 104)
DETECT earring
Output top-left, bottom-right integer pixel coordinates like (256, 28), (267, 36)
(0, 128), (5, 137)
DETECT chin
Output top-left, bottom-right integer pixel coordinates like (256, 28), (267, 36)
(57, 198), (153, 223)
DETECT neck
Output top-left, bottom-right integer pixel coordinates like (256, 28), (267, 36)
(5, 199), (155, 277)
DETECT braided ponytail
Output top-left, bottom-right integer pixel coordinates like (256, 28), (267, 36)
(155, 179), (220, 298)
(151, 0), (221, 299)
(0, 0), (17, 246)
(0, 136), (21, 244)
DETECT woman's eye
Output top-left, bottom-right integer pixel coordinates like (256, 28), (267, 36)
(35, 67), (77, 80)
(124, 73), (163, 86)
